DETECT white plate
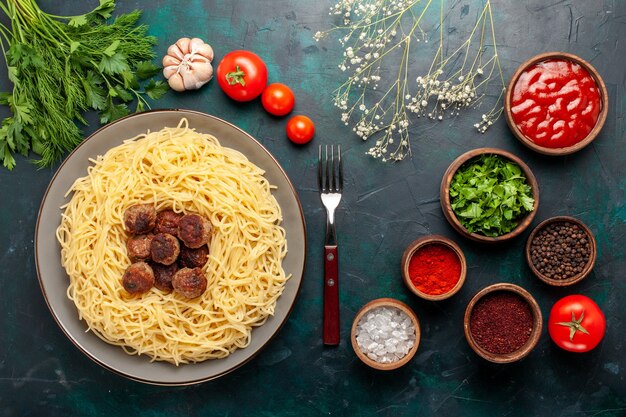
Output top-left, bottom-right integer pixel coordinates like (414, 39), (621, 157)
(35, 110), (306, 385)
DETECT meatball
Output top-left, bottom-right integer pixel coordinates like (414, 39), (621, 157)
(126, 234), (153, 261)
(178, 214), (212, 248)
(124, 204), (156, 234)
(179, 245), (210, 268)
(151, 262), (178, 292)
(172, 267), (207, 298)
(154, 209), (183, 235)
(150, 233), (180, 265)
(122, 262), (155, 294)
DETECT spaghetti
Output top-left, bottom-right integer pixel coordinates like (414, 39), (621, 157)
(56, 119), (289, 365)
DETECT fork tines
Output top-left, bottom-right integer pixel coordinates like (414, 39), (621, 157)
(318, 145), (343, 193)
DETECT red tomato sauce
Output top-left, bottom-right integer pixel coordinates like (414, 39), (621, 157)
(510, 59), (602, 148)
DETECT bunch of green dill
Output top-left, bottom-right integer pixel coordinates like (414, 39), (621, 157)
(0, 0), (168, 170)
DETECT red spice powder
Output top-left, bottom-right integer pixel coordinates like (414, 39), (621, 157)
(469, 291), (533, 354)
(408, 244), (461, 295)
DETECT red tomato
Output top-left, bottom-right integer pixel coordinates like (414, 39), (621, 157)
(216, 50), (268, 102)
(261, 83), (295, 116)
(548, 295), (606, 352)
(286, 115), (315, 144)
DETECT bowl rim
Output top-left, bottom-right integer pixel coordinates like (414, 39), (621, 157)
(439, 147), (539, 243)
(525, 216), (597, 286)
(463, 283), (543, 363)
(400, 235), (467, 301)
(350, 298), (421, 371)
(504, 51), (609, 156)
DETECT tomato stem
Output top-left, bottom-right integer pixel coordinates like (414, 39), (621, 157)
(556, 310), (590, 341)
(225, 65), (246, 87)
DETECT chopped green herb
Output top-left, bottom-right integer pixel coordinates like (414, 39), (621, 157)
(449, 154), (535, 237)
(0, 0), (168, 170)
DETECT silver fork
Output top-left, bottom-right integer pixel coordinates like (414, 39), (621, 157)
(318, 145), (343, 345)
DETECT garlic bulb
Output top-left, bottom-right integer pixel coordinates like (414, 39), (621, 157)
(163, 38), (214, 92)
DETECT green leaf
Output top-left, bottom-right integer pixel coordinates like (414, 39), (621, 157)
(0, 93), (10, 105)
(100, 102), (129, 124)
(450, 154), (535, 236)
(103, 40), (121, 57)
(98, 53), (129, 75)
(70, 41), (81, 53)
(459, 203), (482, 219)
(94, 0), (116, 19)
(1, 144), (17, 170)
(135, 61), (161, 80)
(68, 15), (88, 27)
(7, 67), (19, 86)
(121, 70), (139, 89)
(13, 102), (33, 126)
(82, 72), (107, 110)
(114, 86), (133, 102)
(144, 79), (169, 100)
(135, 100), (145, 113)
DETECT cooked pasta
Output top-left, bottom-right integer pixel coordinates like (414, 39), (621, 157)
(56, 119), (289, 365)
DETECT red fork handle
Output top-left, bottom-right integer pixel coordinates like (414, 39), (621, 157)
(323, 245), (340, 345)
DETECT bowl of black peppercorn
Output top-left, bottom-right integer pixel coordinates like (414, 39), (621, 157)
(525, 216), (597, 286)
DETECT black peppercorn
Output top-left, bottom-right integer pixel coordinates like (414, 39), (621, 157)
(529, 221), (591, 280)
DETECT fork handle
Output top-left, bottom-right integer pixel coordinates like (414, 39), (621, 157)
(323, 245), (340, 345)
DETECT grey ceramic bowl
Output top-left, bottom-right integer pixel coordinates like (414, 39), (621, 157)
(35, 110), (307, 385)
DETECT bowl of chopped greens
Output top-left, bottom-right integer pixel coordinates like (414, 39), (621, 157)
(440, 148), (539, 243)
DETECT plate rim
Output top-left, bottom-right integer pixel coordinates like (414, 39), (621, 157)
(34, 109), (307, 385)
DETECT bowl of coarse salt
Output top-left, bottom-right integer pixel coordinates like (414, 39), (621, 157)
(351, 298), (421, 370)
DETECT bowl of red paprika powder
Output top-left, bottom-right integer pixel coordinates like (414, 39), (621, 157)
(504, 52), (608, 155)
(464, 283), (543, 363)
(401, 235), (467, 301)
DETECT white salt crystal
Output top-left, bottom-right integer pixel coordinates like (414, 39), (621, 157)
(355, 305), (416, 364)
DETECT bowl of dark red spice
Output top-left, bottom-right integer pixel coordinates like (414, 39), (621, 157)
(526, 216), (597, 286)
(504, 52), (608, 156)
(464, 283), (543, 363)
(401, 235), (466, 301)
(351, 298), (420, 370)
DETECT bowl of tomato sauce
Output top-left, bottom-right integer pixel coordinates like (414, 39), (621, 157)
(504, 52), (608, 155)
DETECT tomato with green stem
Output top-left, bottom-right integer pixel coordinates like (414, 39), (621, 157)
(216, 50), (268, 102)
(548, 295), (606, 352)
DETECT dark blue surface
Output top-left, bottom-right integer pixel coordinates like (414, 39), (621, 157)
(0, 1), (624, 416)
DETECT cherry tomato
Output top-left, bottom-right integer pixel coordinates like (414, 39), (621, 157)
(216, 50), (268, 102)
(286, 115), (315, 144)
(261, 83), (295, 116)
(548, 295), (606, 352)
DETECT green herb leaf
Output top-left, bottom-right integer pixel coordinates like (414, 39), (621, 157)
(70, 41), (81, 53)
(135, 61), (161, 80)
(103, 40), (120, 57)
(99, 52), (130, 75)
(449, 154), (535, 237)
(100, 102), (129, 124)
(144, 79), (169, 100)
(68, 15), (88, 27)
(114, 86), (133, 102)
(120, 70), (140, 89)
(94, 0), (116, 19)
(82, 72), (107, 110)
(0, 143), (17, 170)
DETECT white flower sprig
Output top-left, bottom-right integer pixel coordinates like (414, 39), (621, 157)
(315, 0), (506, 162)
